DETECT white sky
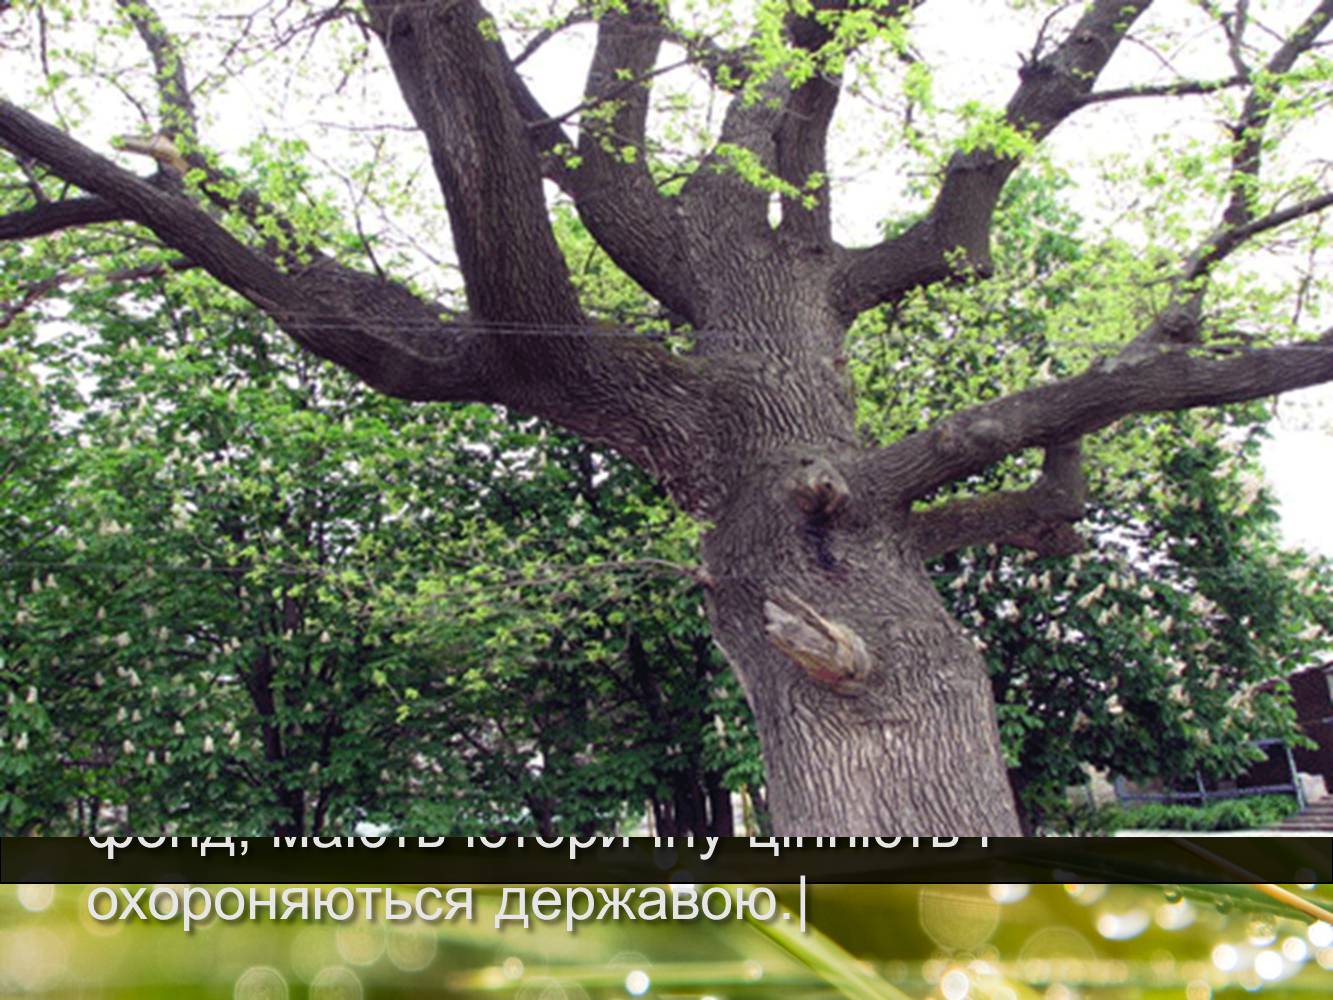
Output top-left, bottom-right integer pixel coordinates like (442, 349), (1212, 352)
(1262, 385), (1333, 557)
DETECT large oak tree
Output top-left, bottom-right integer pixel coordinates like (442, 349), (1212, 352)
(3, 0), (1331, 833)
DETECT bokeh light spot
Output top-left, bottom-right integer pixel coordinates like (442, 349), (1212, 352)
(1280, 935), (1308, 963)
(1, 928), (67, 992)
(334, 921), (385, 967)
(1154, 900), (1195, 931)
(920, 887), (1000, 950)
(234, 966), (288, 1000)
(290, 927), (339, 984)
(16, 885), (54, 913)
(1211, 944), (1239, 972)
(1253, 950), (1283, 981)
(1063, 884), (1107, 906)
(516, 977), (568, 1000)
(940, 968), (970, 1000)
(386, 922), (437, 972)
(988, 884), (1029, 904)
(624, 969), (650, 996)
(309, 966), (362, 1000)
(1095, 909), (1150, 941)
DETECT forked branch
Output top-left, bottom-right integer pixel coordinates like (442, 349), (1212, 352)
(866, 332), (1333, 506)
(909, 441), (1087, 558)
(0, 96), (723, 515)
(835, 0), (1155, 318)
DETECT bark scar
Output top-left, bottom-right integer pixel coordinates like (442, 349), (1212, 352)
(763, 589), (872, 695)
(115, 133), (190, 176)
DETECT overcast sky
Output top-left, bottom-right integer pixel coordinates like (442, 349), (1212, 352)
(1262, 386), (1333, 557)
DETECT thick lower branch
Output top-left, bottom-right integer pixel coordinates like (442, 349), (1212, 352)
(865, 336), (1333, 504)
(0, 100), (291, 303)
(0, 99), (723, 511)
(0, 196), (126, 239)
(909, 442), (1087, 558)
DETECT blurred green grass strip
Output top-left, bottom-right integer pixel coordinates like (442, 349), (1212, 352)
(731, 884), (912, 1000)
(448, 959), (818, 992)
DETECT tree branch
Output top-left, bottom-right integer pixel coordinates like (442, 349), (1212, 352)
(510, 9), (590, 68)
(1110, 2), (1333, 357)
(1071, 74), (1246, 107)
(679, 69), (790, 253)
(834, 0), (1154, 319)
(862, 333), (1333, 506)
(112, 131), (327, 269)
(0, 195), (125, 239)
(908, 441), (1087, 559)
(1220, 0), (1333, 228)
(0, 100), (290, 303)
(664, 22), (752, 92)
(772, 3), (856, 249)
(0, 99), (724, 516)
(1, 256), (195, 330)
(679, 1), (902, 254)
(364, 0), (582, 325)
(112, 0), (199, 142)
(1186, 188), (1333, 282)
(1122, 184), (1333, 359)
(570, 2), (697, 321)
(773, 64), (838, 249)
(499, 51), (578, 189)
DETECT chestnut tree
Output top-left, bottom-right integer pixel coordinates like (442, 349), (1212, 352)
(2, 0), (1331, 832)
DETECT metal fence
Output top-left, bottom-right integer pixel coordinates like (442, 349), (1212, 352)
(1113, 738), (1306, 811)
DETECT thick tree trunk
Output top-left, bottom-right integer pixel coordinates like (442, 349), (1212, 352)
(704, 489), (1022, 834)
(681, 259), (1022, 834)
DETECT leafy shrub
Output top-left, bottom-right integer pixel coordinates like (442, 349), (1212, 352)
(1045, 795), (1299, 834)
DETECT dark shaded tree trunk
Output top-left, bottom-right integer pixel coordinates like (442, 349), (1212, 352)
(705, 514), (1021, 834)
(685, 271), (1020, 833)
(1006, 770), (1039, 837)
(705, 771), (735, 837)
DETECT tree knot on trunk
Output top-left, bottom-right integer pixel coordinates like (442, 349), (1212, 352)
(935, 416), (1009, 458)
(762, 589), (872, 696)
(786, 455), (850, 517)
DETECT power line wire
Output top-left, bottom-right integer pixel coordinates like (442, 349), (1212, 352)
(2, 557), (1324, 585)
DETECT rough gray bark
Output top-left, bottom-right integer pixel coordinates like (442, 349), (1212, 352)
(4, 0), (1333, 833)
